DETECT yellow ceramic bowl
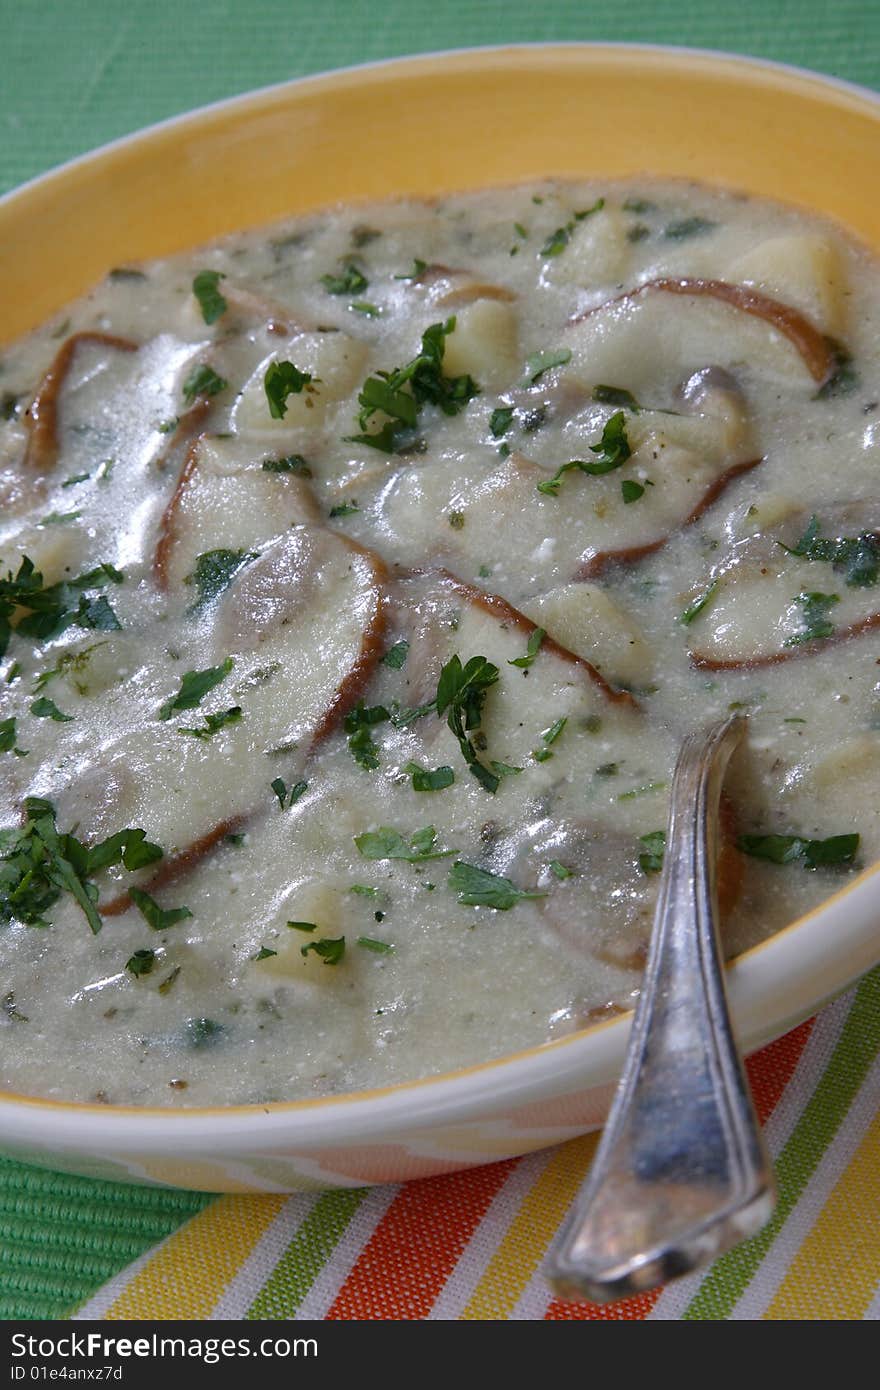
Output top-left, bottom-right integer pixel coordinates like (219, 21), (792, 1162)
(1, 45), (879, 1192)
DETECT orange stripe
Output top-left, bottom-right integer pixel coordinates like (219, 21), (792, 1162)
(325, 1159), (515, 1319)
(544, 1017), (815, 1320)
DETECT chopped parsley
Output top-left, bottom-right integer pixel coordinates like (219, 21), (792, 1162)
(251, 946), (277, 961)
(404, 762), (455, 792)
(508, 627), (544, 670)
(357, 936), (394, 954)
(350, 884), (379, 898)
(62, 472), (91, 488)
(29, 697), (73, 722)
(129, 887), (193, 931)
(618, 781), (667, 801)
(548, 860), (573, 880)
(263, 360), (313, 419)
(0, 800), (162, 934)
(532, 715), (566, 763)
(178, 706), (242, 740)
(350, 302), (380, 318)
(182, 363), (227, 407)
(784, 591), (840, 647)
(184, 1017), (225, 1048)
(192, 270), (228, 324)
(593, 385), (640, 411)
(0, 718), (26, 756)
(539, 199), (605, 257)
(436, 653), (501, 792)
(344, 702), (391, 770)
(321, 264), (368, 295)
(185, 549), (256, 611)
(261, 453), (313, 476)
(39, 511), (81, 527)
(355, 825), (455, 862)
(126, 948), (156, 978)
(382, 640), (409, 669)
(780, 516), (879, 589)
(638, 830), (666, 874)
(815, 343), (859, 400)
(0, 556), (124, 658)
(522, 348), (571, 385)
(621, 480), (645, 504)
(394, 258), (428, 280)
(663, 216), (716, 240)
(329, 501), (360, 518)
(301, 936), (346, 966)
(348, 319), (479, 452)
(158, 658), (233, 720)
(448, 861), (546, 910)
(489, 405), (515, 438)
(537, 412), (632, 496)
(680, 578), (722, 627)
(738, 832), (859, 870)
(448, 511), (466, 529)
(270, 778), (308, 810)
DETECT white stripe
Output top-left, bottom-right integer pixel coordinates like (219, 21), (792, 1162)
(730, 1050), (880, 1319)
(291, 1185), (397, 1320)
(427, 1152), (551, 1320)
(648, 994), (852, 1320)
(209, 1193), (318, 1319)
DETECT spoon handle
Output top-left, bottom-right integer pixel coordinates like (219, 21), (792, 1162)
(548, 714), (775, 1303)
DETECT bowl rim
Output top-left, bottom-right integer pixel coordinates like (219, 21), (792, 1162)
(1, 40), (879, 1147)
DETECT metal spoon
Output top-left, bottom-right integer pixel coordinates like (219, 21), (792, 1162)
(547, 714), (775, 1303)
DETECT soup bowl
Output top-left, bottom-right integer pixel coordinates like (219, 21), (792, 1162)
(1, 43), (879, 1191)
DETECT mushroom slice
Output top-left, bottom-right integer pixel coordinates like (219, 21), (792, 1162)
(23, 332), (138, 474)
(521, 581), (654, 689)
(30, 527), (386, 901)
(687, 502), (880, 670)
(566, 278), (840, 387)
(154, 435), (319, 593)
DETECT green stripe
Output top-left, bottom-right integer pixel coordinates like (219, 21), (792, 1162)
(0, 1156), (212, 1321)
(683, 966), (880, 1319)
(245, 1189), (366, 1318)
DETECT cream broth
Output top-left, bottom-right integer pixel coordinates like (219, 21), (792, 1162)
(0, 180), (878, 1106)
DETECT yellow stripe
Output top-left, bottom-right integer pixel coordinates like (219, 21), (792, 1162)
(104, 1195), (287, 1320)
(764, 1109), (880, 1320)
(460, 1133), (599, 1320)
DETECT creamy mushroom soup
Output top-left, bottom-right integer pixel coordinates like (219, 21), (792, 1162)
(1, 180), (878, 1105)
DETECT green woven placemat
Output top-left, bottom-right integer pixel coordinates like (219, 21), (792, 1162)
(1, 0), (878, 1323)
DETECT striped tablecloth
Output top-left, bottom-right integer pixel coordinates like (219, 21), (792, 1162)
(2, 0), (880, 1323)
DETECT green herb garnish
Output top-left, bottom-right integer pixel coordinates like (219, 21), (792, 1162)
(129, 887), (192, 931)
(301, 936), (346, 966)
(404, 762), (455, 792)
(357, 936), (394, 954)
(263, 360), (313, 419)
(638, 830), (666, 874)
(784, 591), (840, 647)
(261, 454), (313, 476)
(435, 653), (501, 792)
(448, 861), (545, 910)
(532, 716), (567, 763)
(158, 658), (233, 720)
(539, 199), (605, 257)
(355, 825), (455, 862)
(321, 264), (368, 295)
(523, 348), (571, 385)
(394, 259), (427, 280)
(537, 412), (631, 496)
(508, 627), (544, 670)
(178, 706), (242, 740)
(738, 832), (859, 870)
(192, 270), (227, 324)
(489, 405), (515, 438)
(621, 480), (645, 504)
(382, 640), (409, 670)
(680, 579), (721, 627)
(664, 216), (716, 240)
(592, 385), (640, 411)
(182, 364), (227, 407)
(251, 946), (277, 961)
(344, 702), (391, 770)
(348, 319), (479, 452)
(270, 778), (308, 810)
(184, 1017), (224, 1047)
(780, 516), (879, 589)
(548, 860), (573, 880)
(185, 550), (256, 611)
(329, 501), (360, 518)
(30, 697), (73, 722)
(126, 948), (156, 978)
